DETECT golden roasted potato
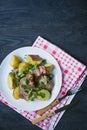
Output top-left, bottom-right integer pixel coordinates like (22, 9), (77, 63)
(7, 74), (16, 89)
(10, 55), (21, 68)
(19, 62), (29, 72)
(25, 55), (32, 63)
(25, 55), (42, 65)
(45, 64), (54, 72)
(13, 87), (20, 99)
(33, 60), (42, 65)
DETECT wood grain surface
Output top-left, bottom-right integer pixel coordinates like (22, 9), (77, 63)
(0, 0), (87, 130)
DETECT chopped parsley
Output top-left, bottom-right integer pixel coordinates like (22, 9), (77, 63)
(41, 59), (47, 65)
(37, 92), (45, 98)
(15, 79), (19, 87)
(22, 85), (30, 93)
(28, 64), (37, 73)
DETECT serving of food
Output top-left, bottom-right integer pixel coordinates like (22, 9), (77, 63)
(0, 47), (62, 111)
(8, 54), (54, 101)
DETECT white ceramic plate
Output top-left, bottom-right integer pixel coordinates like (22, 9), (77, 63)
(0, 47), (62, 111)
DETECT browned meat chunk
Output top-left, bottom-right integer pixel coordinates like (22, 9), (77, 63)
(19, 85), (29, 101)
(12, 68), (18, 73)
(26, 73), (35, 88)
(34, 65), (46, 77)
(20, 77), (27, 85)
(29, 55), (42, 61)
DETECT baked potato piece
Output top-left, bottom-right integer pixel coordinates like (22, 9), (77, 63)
(13, 87), (20, 99)
(25, 55), (42, 65)
(25, 55), (32, 63)
(7, 74), (16, 89)
(37, 89), (50, 101)
(19, 62), (29, 72)
(10, 55), (21, 68)
(45, 64), (54, 72)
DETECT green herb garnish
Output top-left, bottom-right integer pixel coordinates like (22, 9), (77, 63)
(22, 85), (30, 93)
(37, 92), (45, 98)
(30, 93), (37, 101)
(25, 79), (29, 85)
(14, 72), (25, 79)
(41, 59), (47, 65)
(28, 64), (37, 73)
(15, 79), (19, 87)
(17, 72), (25, 77)
(33, 87), (40, 91)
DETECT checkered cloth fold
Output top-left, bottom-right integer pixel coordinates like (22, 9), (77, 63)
(0, 36), (87, 130)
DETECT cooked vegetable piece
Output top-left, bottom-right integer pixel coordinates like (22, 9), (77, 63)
(19, 62), (29, 72)
(10, 55), (21, 68)
(25, 55), (42, 65)
(7, 74), (16, 89)
(45, 64), (54, 72)
(13, 87), (20, 99)
(37, 89), (51, 101)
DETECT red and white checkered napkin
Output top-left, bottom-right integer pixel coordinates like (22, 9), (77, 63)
(0, 36), (87, 130)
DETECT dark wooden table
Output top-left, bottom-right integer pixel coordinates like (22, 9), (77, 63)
(0, 0), (87, 130)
